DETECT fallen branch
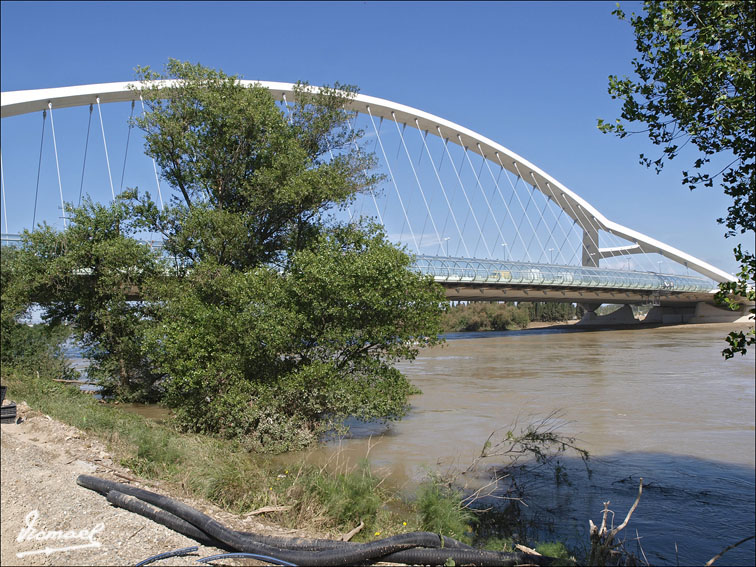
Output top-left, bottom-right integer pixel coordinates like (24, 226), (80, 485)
(705, 534), (755, 566)
(340, 521), (364, 542)
(243, 505), (292, 517)
(588, 478), (643, 566)
(53, 379), (90, 384)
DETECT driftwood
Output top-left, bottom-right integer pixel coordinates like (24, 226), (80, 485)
(705, 534), (755, 566)
(588, 477), (643, 566)
(340, 521), (365, 542)
(243, 505), (292, 517)
(53, 379), (89, 384)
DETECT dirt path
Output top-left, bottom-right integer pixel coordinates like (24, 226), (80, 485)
(0, 402), (315, 566)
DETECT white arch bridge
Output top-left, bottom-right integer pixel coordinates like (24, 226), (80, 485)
(0, 81), (743, 321)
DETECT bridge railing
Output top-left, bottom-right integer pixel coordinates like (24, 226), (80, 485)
(414, 256), (717, 293)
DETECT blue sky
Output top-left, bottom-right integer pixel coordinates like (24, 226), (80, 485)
(0, 1), (747, 274)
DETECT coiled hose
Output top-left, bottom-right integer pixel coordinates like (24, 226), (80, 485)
(78, 475), (551, 566)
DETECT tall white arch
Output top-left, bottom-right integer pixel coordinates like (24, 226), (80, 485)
(1, 81), (735, 283)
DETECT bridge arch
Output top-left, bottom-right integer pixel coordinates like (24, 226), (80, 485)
(1, 80), (734, 283)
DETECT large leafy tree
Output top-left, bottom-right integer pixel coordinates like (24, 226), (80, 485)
(598, 1), (755, 357)
(127, 61), (445, 449)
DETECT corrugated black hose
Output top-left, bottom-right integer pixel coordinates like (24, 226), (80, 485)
(78, 475), (551, 566)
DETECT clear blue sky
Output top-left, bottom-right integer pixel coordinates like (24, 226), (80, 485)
(0, 1), (746, 274)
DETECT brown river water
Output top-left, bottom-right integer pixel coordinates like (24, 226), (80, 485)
(110, 323), (755, 565)
(294, 323), (756, 565)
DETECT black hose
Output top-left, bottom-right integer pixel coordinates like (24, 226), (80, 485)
(78, 475), (551, 566)
(135, 545), (198, 566)
(106, 490), (230, 550)
(196, 552), (297, 566)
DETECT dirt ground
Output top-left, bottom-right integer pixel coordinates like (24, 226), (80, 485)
(0, 401), (318, 566)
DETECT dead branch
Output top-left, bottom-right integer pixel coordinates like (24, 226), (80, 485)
(244, 505), (292, 517)
(705, 534), (755, 566)
(589, 478), (643, 566)
(340, 521), (364, 542)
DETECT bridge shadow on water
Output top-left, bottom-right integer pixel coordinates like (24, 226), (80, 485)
(473, 451), (755, 566)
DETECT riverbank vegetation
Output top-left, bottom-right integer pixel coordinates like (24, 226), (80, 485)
(441, 301), (582, 332)
(2, 340), (579, 562)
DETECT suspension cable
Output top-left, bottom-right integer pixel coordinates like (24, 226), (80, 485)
(494, 156), (538, 262)
(78, 104), (93, 206)
(509, 161), (548, 262)
(437, 126), (490, 257)
(540, 181), (580, 265)
(415, 120), (468, 257)
(393, 114), (441, 253)
(529, 174), (575, 265)
(32, 109), (47, 228)
(119, 100), (135, 192)
(366, 106), (419, 253)
(460, 141), (509, 259)
(478, 145), (529, 262)
(0, 149), (7, 231)
(139, 96), (164, 210)
(47, 103), (67, 229)
(96, 97), (115, 200)
(345, 115), (382, 224)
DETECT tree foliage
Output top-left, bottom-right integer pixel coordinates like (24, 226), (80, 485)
(127, 61), (443, 448)
(9, 198), (164, 400)
(599, 1), (755, 356)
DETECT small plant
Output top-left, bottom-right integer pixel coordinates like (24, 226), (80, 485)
(416, 474), (476, 543)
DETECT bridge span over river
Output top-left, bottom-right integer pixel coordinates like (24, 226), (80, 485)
(1, 81), (750, 324)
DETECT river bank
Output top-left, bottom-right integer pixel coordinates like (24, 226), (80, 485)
(0, 401), (312, 566)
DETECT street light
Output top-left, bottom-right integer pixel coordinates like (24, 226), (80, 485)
(548, 248), (555, 264)
(501, 242), (508, 261)
(442, 237), (451, 257)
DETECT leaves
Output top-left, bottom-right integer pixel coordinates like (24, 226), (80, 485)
(600, 1), (755, 356)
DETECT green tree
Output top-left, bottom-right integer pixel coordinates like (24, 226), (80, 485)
(127, 61), (445, 449)
(11, 198), (164, 400)
(598, 1), (755, 357)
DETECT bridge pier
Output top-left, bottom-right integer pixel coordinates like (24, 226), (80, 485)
(577, 303), (638, 326)
(645, 302), (753, 325)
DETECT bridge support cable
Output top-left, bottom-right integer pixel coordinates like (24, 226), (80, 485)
(32, 110), (48, 228)
(460, 138), (508, 259)
(367, 106), (419, 253)
(479, 146), (531, 263)
(0, 149), (7, 231)
(119, 100), (135, 193)
(393, 114), (442, 254)
(139, 96), (164, 211)
(543, 182), (586, 266)
(437, 126), (490, 257)
(511, 161), (549, 263)
(96, 97), (116, 200)
(47, 103), (67, 229)
(281, 93), (293, 124)
(530, 174), (577, 265)
(78, 104), (93, 206)
(495, 157), (538, 262)
(344, 115), (382, 225)
(414, 120), (469, 257)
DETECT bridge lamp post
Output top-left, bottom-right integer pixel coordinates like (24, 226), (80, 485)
(441, 237), (451, 257)
(501, 242), (508, 261)
(548, 248), (556, 264)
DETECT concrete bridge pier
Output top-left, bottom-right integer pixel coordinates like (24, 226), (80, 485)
(577, 303), (639, 326)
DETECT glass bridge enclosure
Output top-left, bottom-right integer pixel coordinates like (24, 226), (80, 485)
(414, 256), (717, 293)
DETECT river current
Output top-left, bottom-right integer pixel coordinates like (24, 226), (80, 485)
(76, 323), (755, 564)
(300, 323), (755, 565)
